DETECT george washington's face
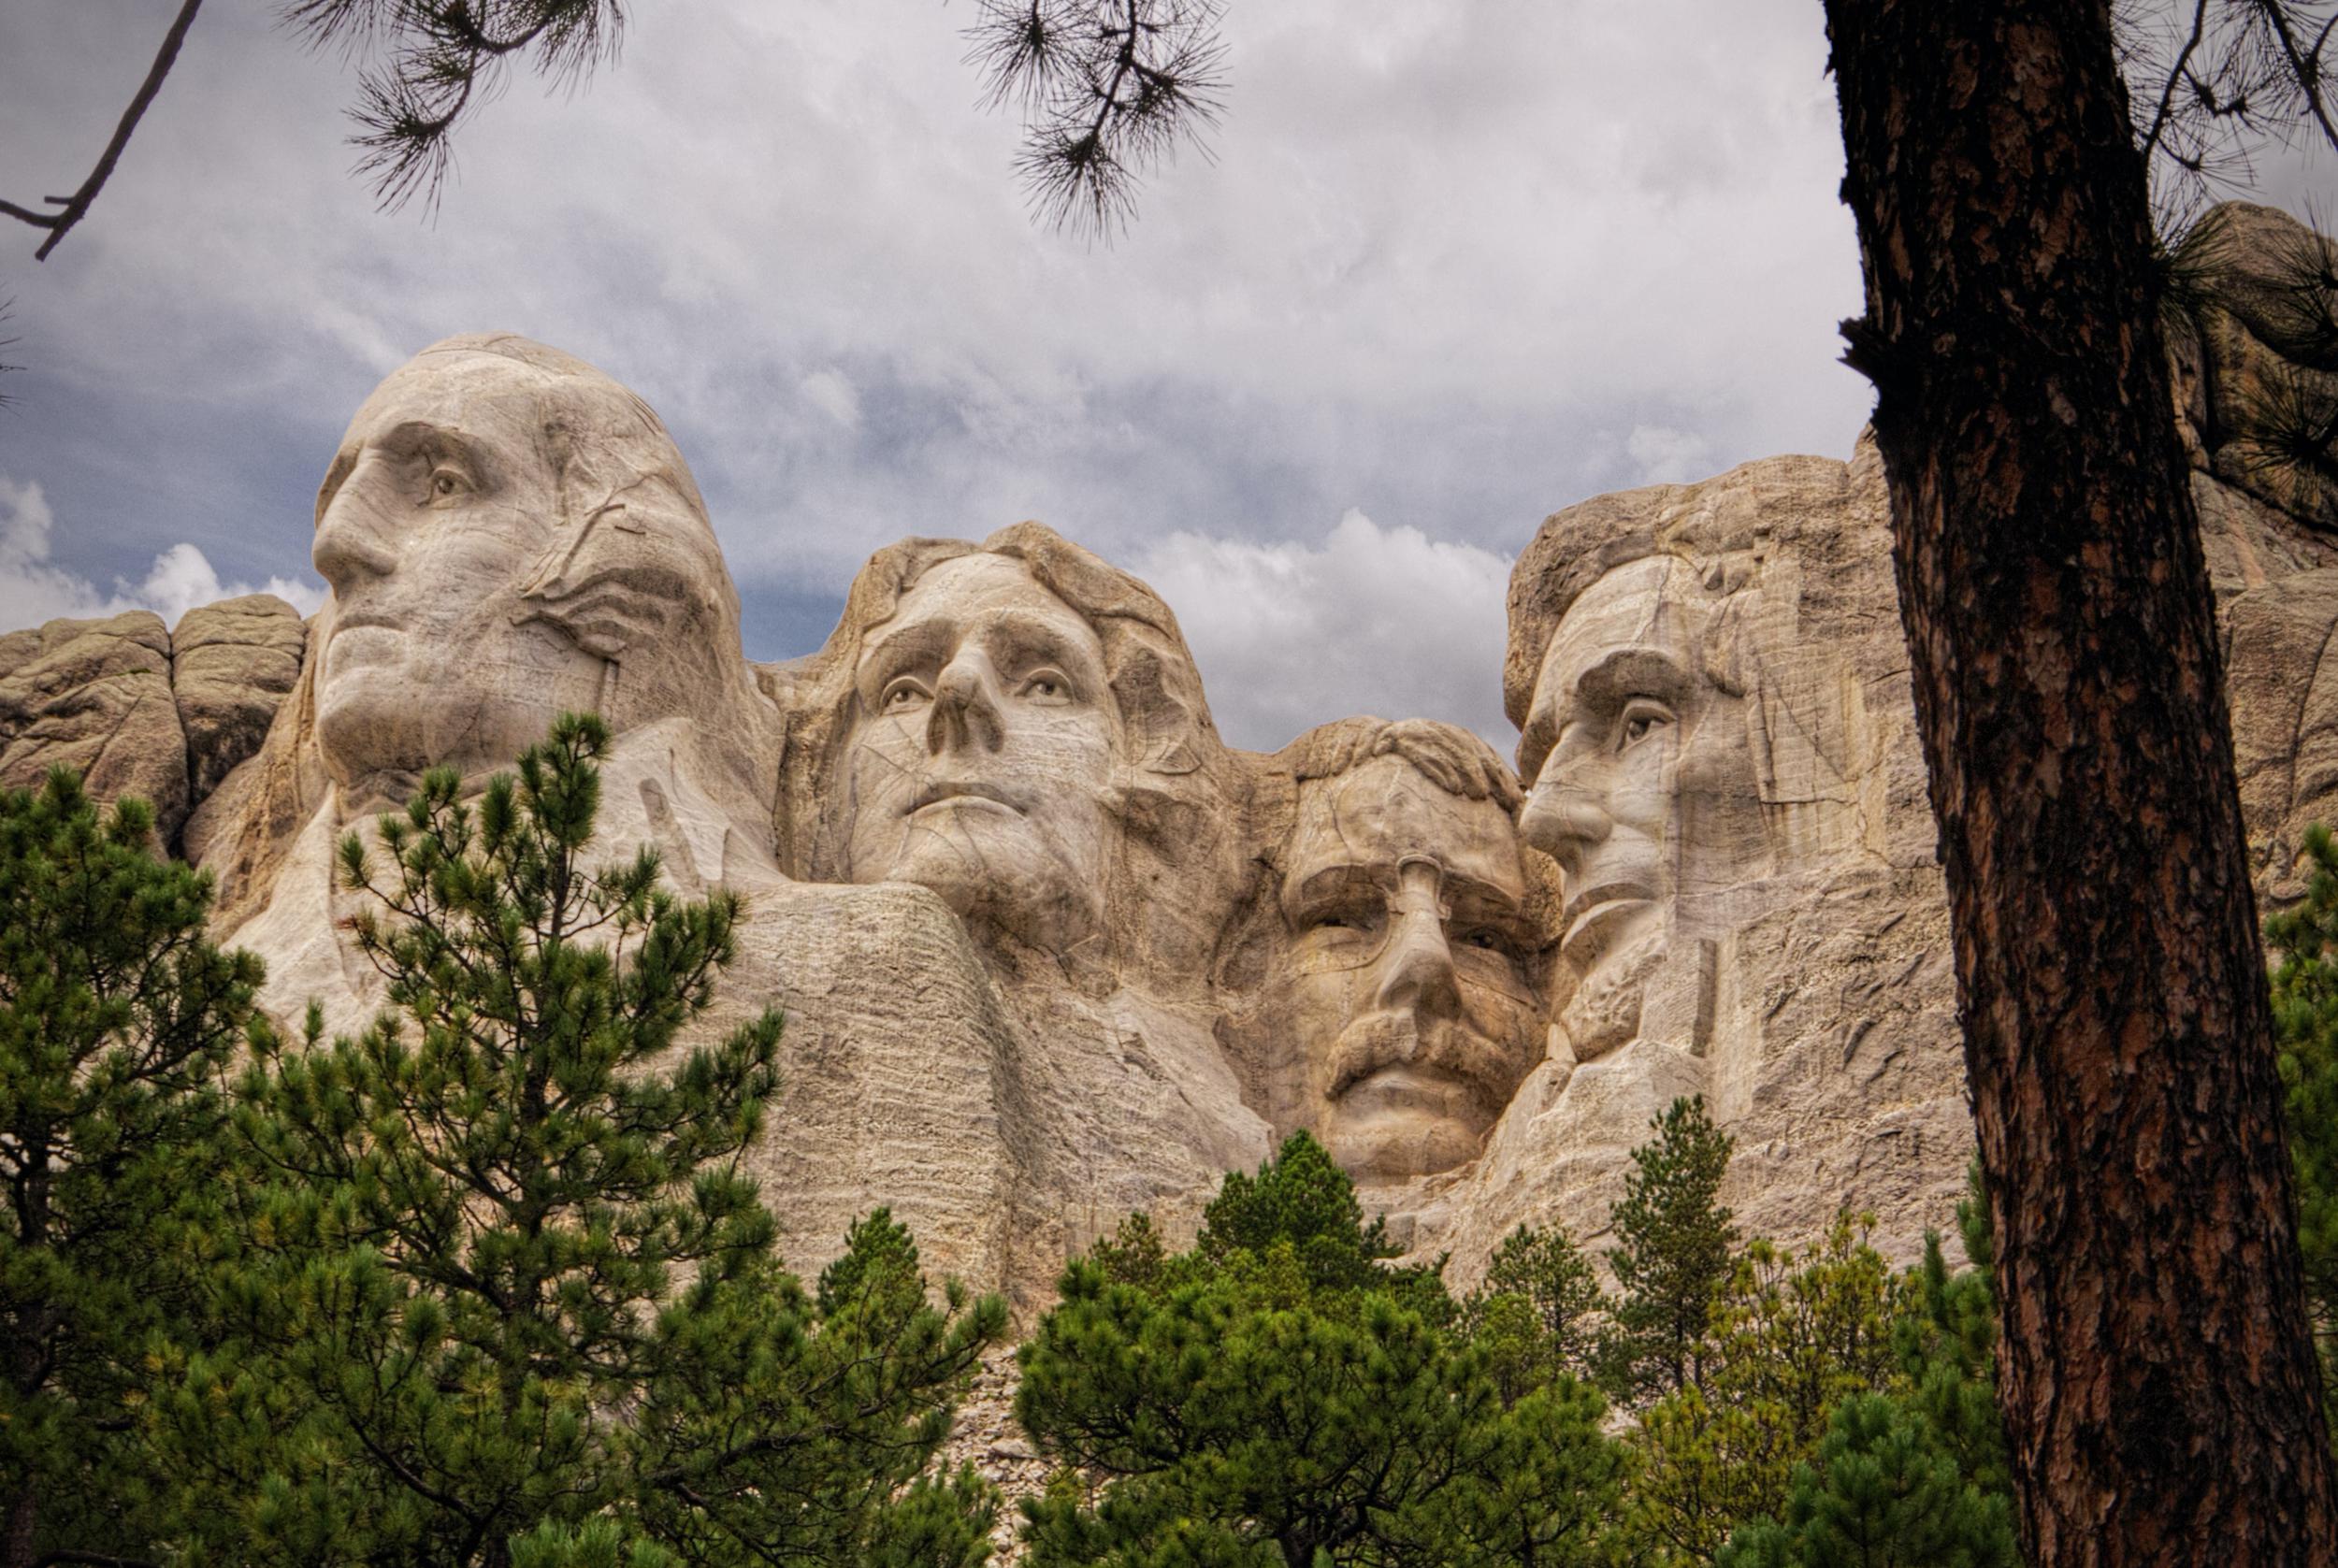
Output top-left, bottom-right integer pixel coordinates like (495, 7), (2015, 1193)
(310, 353), (603, 797)
(840, 554), (1123, 956)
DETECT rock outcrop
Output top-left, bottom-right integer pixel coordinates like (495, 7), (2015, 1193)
(172, 595), (307, 801)
(0, 610), (187, 832)
(5, 202), (2332, 1316)
(0, 599), (309, 848)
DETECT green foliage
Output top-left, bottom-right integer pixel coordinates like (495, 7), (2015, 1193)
(1460, 1223), (1603, 1403)
(1017, 1267), (1622, 1567)
(1713, 1170), (2016, 1568)
(1624, 1216), (1909, 1565)
(1181, 1131), (1453, 1324)
(1716, 1393), (2019, 1568)
(175, 714), (999, 1566)
(1604, 1096), (1739, 1400)
(629, 1211), (1003, 1566)
(0, 769), (268, 1562)
(2267, 822), (2338, 1426)
(1196, 1130), (1406, 1293)
(1016, 1134), (1624, 1565)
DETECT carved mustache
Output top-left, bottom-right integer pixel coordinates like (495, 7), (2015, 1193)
(1321, 1010), (1522, 1115)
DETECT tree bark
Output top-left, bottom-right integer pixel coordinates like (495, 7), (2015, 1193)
(1820, 2), (2338, 1562)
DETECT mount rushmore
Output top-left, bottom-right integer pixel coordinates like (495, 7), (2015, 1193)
(4, 201), (2334, 1317)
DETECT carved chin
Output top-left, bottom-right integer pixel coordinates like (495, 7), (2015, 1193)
(1560, 928), (1668, 1062)
(877, 833), (1104, 958)
(1322, 1095), (1486, 1185)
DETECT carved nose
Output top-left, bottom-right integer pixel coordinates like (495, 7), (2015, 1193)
(1520, 777), (1612, 876)
(927, 655), (1006, 755)
(1375, 905), (1462, 1021)
(311, 464), (401, 590)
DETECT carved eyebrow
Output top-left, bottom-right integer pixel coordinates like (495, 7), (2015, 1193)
(858, 618), (952, 680)
(370, 420), (485, 467)
(973, 609), (1103, 672)
(1283, 863), (1388, 918)
(1447, 887), (1532, 944)
(314, 421), (490, 526)
(1524, 647), (1692, 772)
(1566, 646), (1692, 710)
(1281, 861), (1523, 923)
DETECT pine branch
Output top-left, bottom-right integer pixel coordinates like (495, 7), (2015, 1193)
(965, 0), (1228, 238)
(2, 0), (205, 261)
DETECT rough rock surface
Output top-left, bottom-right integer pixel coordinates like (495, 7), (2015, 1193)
(2182, 202), (2338, 532)
(172, 595), (306, 801)
(0, 597), (309, 851)
(0, 610), (189, 837)
(7, 206), (2332, 1348)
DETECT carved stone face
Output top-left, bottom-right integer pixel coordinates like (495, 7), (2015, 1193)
(1516, 555), (1761, 1057)
(311, 353), (605, 795)
(1268, 755), (1541, 1184)
(842, 553), (1121, 956)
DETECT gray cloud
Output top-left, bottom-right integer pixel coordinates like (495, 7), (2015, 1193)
(4, 1), (2328, 745)
(0, 469), (322, 633)
(1135, 509), (1510, 755)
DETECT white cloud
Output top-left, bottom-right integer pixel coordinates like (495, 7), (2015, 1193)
(799, 368), (861, 430)
(1135, 510), (1512, 755)
(1627, 424), (1715, 485)
(0, 471), (324, 638)
(4, 0), (2329, 715)
(0, 0), (1883, 626)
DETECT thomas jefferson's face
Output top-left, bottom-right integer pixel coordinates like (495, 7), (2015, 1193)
(311, 354), (602, 795)
(842, 554), (1121, 955)
(1269, 755), (1541, 1184)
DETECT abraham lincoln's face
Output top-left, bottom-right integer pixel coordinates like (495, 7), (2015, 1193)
(1516, 555), (1762, 1057)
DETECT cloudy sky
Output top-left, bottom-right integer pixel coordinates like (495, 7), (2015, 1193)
(2, 3), (2329, 752)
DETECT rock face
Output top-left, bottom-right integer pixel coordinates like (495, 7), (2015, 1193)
(173, 595), (307, 801)
(9, 203), (2334, 1313)
(0, 598), (308, 849)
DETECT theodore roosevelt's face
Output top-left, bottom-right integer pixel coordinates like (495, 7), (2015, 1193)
(310, 354), (602, 794)
(1268, 755), (1541, 1184)
(841, 554), (1121, 954)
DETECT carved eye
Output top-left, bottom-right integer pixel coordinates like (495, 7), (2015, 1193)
(426, 466), (472, 505)
(880, 678), (931, 713)
(1461, 927), (1507, 951)
(1618, 698), (1674, 751)
(1019, 669), (1073, 706)
(1307, 899), (1378, 937)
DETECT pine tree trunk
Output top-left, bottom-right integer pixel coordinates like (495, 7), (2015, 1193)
(1818, 2), (2338, 1561)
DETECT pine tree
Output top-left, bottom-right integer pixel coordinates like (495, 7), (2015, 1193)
(1016, 1135), (1624, 1566)
(1603, 1096), (1739, 1400)
(1191, 1130), (1453, 1323)
(1462, 1223), (1604, 1403)
(0, 769), (268, 1568)
(1624, 1215), (1911, 1563)
(2266, 821), (2338, 1429)
(179, 714), (999, 1566)
(1715, 1172), (2016, 1568)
